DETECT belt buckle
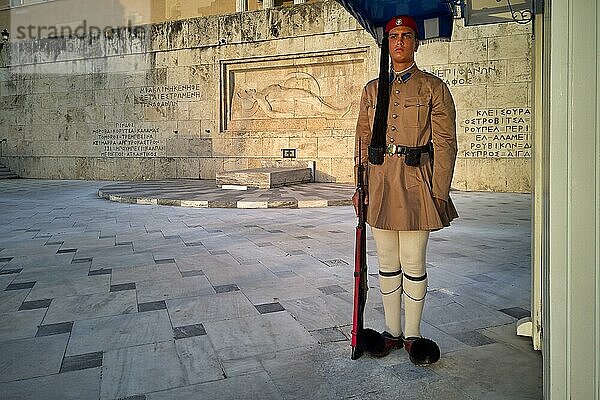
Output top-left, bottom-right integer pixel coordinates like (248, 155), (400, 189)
(386, 144), (397, 156)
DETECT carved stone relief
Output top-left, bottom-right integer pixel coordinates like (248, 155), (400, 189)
(233, 72), (351, 119)
(222, 49), (366, 130)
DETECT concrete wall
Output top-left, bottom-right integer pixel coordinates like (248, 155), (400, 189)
(0, 1), (532, 191)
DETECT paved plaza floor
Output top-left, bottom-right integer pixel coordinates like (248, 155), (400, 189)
(0, 179), (542, 399)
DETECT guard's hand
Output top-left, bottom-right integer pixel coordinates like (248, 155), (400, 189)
(352, 190), (369, 217)
(434, 197), (449, 226)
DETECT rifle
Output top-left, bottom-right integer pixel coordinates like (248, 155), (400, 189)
(351, 145), (369, 360)
(351, 143), (386, 360)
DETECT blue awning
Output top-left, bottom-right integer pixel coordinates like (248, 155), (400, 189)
(335, 0), (456, 43)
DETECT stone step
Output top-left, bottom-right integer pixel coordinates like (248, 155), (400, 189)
(0, 161), (19, 178)
(216, 167), (312, 189)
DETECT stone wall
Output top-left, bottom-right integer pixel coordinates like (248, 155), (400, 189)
(417, 19), (533, 192)
(0, 1), (533, 191)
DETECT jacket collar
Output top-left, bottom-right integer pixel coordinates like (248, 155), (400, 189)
(390, 63), (418, 84)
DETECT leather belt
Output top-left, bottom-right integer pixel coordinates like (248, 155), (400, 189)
(385, 142), (433, 157)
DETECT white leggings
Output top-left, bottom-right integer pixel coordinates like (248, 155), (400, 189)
(371, 227), (429, 338)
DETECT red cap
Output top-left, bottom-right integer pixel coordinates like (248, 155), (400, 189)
(385, 15), (418, 35)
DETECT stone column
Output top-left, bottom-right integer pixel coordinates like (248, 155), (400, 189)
(294, 0), (307, 3)
(262, 0), (275, 9)
(236, 0), (248, 12)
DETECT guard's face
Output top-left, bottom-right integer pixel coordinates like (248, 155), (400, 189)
(388, 26), (418, 67)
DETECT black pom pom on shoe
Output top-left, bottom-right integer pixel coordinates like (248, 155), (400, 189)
(359, 328), (385, 356)
(404, 337), (441, 366)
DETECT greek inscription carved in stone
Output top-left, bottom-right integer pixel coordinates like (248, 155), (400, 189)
(461, 108), (531, 158)
(93, 122), (166, 158)
(135, 84), (202, 107)
(423, 62), (500, 86)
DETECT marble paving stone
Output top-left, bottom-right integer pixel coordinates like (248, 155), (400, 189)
(154, 257), (176, 264)
(201, 258), (277, 287)
(36, 321), (74, 337)
(73, 244), (134, 259)
(309, 327), (347, 344)
(5, 254), (76, 270)
(136, 276), (214, 303)
(499, 306), (530, 319)
(100, 341), (189, 400)
(0, 309), (47, 342)
(273, 270), (298, 278)
(11, 264), (92, 284)
(280, 294), (351, 331)
(91, 253), (157, 270)
(389, 358), (439, 383)
(60, 351), (103, 373)
(174, 335), (224, 384)
(144, 372), (281, 400)
(0, 367), (101, 400)
(138, 300), (167, 312)
(5, 281), (36, 290)
(110, 263), (180, 286)
(25, 275), (111, 301)
(450, 330), (498, 347)
(173, 323), (206, 339)
(0, 273), (15, 288)
(205, 312), (316, 361)
(214, 283), (240, 293)
(423, 294), (515, 335)
(71, 257), (93, 264)
(220, 356), (266, 378)
(0, 334), (70, 383)
(133, 240), (185, 254)
(0, 268), (23, 275)
(468, 273), (496, 282)
(18, 298), (52, 310)
(167, 291), (257, 327)
(239, 276), (325, 305)
(110, 282), (136, 292)
(66, 310), (172, 356)
(317, 284), (346, 295)
(88, 268), (112, 276)
(481, 323), (537, 354)
(450, 281), (532, 313)
(0, 289), (29, 313)
(427, 266), (477, 289)
(42, 291), (137, 325)
(434, 342), (542, 399)
(56, 248), (77, 254)
(255, 302), (285, 314)
(180, 269), (204, 277)
(411, 320), (470, 355)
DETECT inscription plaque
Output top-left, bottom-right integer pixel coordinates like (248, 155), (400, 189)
(460, 108), (531, 158)
(92, 122), (166, 158)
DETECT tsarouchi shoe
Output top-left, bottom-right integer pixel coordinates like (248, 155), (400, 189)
(403, 336), (440, 366)
(364, 330), (404, 358)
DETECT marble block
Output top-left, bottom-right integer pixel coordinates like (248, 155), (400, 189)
(66, 309), (173, 355)
(0, 334), (69, 383)
(204, 312), (316, 361)
(216, 167), (312, 189)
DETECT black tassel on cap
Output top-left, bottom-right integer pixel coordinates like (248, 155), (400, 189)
(368, 33), (390, 165)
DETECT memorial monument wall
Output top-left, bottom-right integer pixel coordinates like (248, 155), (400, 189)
(0, 0), (532, 191)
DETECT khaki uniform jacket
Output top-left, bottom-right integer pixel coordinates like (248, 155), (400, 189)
(355, 64), (458, 231)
